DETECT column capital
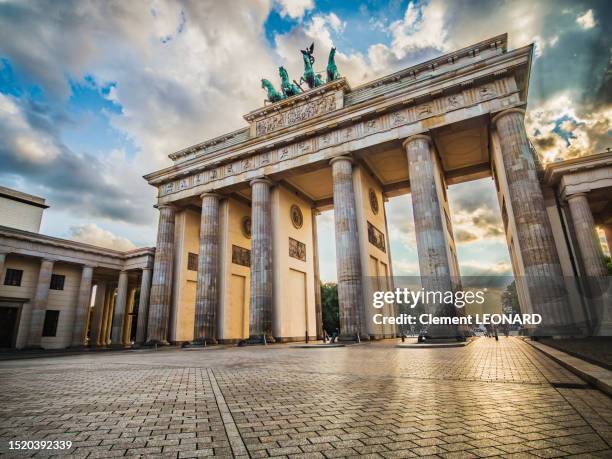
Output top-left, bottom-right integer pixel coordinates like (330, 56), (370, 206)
(41, 258), (57, 264)
(200, 192), (221, 201)
(565, 192), (589, 202)
(142, 266), (153, 272)
(250, 177), (274, 187)
(401, 134), (432, 150)
(155, 203), (176, 211)
(491, 108), (526, 125)
(329, 155), (354, 166)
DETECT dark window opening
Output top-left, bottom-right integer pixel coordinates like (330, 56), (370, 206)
(50, 274), (65, 290)
(4, 269), (23, 286)
(42, 310), (60, 337)
(187, 252), (198, 271)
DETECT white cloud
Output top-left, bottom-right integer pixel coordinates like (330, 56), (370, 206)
(0, 93), (61, 163)
(68, 223), (136, 251)
(276, 0), (313, 20)
(576, 9), (596, 29)
(389, 0), (448, 58)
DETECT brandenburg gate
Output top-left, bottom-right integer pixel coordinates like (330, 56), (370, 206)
(142, 34), (609, 345)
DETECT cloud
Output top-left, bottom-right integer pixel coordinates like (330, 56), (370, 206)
(276, 0), (313, 20)
(0, 92), (155, 226)
(526, 93), (611, 162)
(389, 0), (448, 59)
(68, 223), (136, 251)
(576, 9), (596, 29)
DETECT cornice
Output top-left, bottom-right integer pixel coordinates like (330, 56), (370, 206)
(145, 45), (531, 187)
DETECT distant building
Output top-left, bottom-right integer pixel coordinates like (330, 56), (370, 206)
(0, 186), (48, 233)
(0, 186), (154, 350)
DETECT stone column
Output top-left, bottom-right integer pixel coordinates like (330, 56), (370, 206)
(249, 178), (274, 342)
(403, 135), (457, 339)
(27, 259), (55, 348)
(567, 193), (611, 334)
(0, 252), (6, 280)
(330, 157), (363, 340)
(101, 285), (115, 345)
(311, 209), (323, 339)
(70, 265), (94, 347)
(193, 193), (221, 344)
(123, 286), (137, 345)
(135, 268), (152, 344)
(567, 194), (608, 277)
(90, 281), (107, 346)
(147, 204), (176, 345)
(493, 108), (574, 334)
(111, 270), (129, 346)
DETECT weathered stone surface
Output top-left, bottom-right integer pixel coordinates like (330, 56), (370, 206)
(330, 156), (363, 340)
(249, 178), (274, 341)
(312, 209), (323, 339)
(27, 258), (55, 347)
(493, 108), (574, 334)
(194, 193), (220, 343)
(403, 135), (458, 338)
(147, 205), (176, 344)
(135, 268), (152, 344)
(568, 193), (608, 277)
(70, 265), (94, 347)
(567, 193), (611, 334)
(110, 270), (129, 346)
(89, 281), (106, 346)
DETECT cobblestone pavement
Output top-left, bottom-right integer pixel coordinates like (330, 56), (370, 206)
(0, 337), (611, 458)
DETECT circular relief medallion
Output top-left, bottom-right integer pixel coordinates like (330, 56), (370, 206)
(290, 205), (303, 229)
(241, 216), (252, 239)
(369, 188), (379, 214)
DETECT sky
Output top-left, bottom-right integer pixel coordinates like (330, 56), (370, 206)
(0, 0), (610, 282)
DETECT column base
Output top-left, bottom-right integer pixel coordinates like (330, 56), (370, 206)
(144, 339), (170, 347)
(338, 333), (370, 343)
(185, 338), (218, 347)
(246, 334), (276, 345)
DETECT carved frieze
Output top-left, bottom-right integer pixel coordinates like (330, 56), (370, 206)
(367, 221), (386, 253)
(255, 95), (337, 137)
(289, 237), (306, 261)
(158, 77), (518, 198)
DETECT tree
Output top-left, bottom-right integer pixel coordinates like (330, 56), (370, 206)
(501, 280), (521, 316)
(320, 282), (339, 334)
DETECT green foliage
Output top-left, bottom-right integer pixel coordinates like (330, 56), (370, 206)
(501, 280), (521, 315)
(320, 282), (339, 334)
(605, 255), (612, 275)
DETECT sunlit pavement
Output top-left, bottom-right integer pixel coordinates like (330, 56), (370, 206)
(0, 337), (611, 458)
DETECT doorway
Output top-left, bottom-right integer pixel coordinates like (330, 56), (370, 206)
(0, 305), (21, 349)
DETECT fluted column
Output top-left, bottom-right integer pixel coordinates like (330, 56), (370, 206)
(330, 157), (363, 340)
(567, 193), (611, 335)
(27, 259), (55, 348)
(493, 108), (574, 334)
(70, 265), (94, 347)
(0, 252), (6, 280)
(147, 204), (176, 344)
(194, 193), (221, 344)
(311, 209), (323, 339)
(567, 194), (608, 277)
(135, 268), (152, 344)
(101, 285), (115, 345)
(249, 178), (274, 342)
(90, 281), (107, 346)
(123, 286), (137, 344)
(111, 270), (130, 346)
(403, 135), (457, 338)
